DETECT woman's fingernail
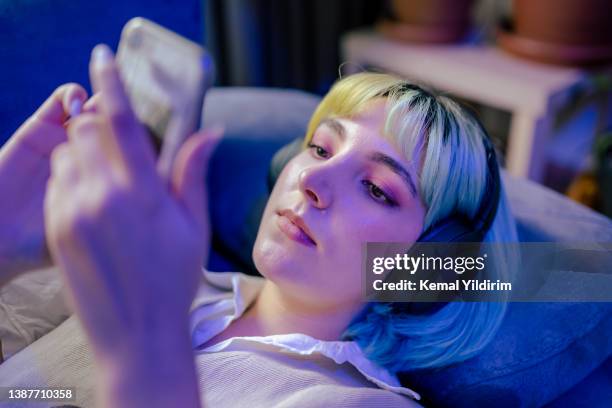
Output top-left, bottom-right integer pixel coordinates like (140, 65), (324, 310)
(69, 99), (82, 117)
(92, 44), (112, 67)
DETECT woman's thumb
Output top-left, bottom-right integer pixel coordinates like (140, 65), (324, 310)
(171, 127), (224, 228)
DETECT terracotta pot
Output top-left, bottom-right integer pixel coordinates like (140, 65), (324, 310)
(497, 22), (612, 66)
(514, 0), (612, 46)
(378, 19), (471, 44)
(389, 0), (474, 43)
(391, 0), (474, 25)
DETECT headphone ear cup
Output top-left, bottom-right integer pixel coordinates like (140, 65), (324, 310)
(402, 218), (480, 316)
(267, 138), (304, 192)
(418, 217), (481, 243)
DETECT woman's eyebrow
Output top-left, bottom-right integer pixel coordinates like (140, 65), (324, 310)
(368, 152), (417, 197)
(320, 118), (346, 140)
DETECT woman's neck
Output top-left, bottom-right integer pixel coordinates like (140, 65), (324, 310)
(243, 280), (363, 341)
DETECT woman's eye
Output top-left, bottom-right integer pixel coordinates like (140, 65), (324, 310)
(307, 143), (330, 159)
(362, 180), (397, 207)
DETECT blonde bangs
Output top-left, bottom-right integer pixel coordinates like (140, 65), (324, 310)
(303, 73), (407, 147)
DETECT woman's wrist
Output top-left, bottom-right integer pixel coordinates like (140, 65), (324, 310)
(96, 319), (200, 408)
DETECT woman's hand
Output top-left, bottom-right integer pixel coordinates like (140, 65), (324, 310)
(0, 83), (87, 283)
(45, 45), (221, 408)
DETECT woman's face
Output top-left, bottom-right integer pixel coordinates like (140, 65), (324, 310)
(253, 100), (426, 309)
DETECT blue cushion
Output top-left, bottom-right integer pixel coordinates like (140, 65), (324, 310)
(397, 177), (612, 407)
(546, 357), (612, 408)
(204, 87), (320, 272)
(203, 86), (612, 406)
(400, 303), (612, 407)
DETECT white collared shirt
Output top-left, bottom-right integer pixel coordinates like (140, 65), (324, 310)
(189, 269), (421, 401)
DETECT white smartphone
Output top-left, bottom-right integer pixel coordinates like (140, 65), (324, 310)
(116, 17), (214, 177)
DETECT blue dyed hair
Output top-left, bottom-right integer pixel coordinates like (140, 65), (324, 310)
(305, 73), (519, 373)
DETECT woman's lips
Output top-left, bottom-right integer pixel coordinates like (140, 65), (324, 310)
(276, 213), (317, 247)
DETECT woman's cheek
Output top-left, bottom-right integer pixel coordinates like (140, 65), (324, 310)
(343, 214), (420, 250)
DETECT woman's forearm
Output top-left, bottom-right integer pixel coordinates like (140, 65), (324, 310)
(97, 323), (201, 408)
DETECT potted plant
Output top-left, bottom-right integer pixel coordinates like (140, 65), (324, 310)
(498, 0), (612, 66)
(379, 0), (475, 44)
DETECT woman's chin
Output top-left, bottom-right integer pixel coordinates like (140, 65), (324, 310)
(257, 246), (322, 297)
(254, 241), (292, 278)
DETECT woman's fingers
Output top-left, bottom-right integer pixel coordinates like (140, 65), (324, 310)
(171, 127), (223, 230)
(33, 83), (88, 124)
(67, 114), (115, 180)
(6, 83), (87, 157)
(48, 143), (80, 194)
(46, 144), (79, 239)
(88, 44), (156, 180)
(82, 93), (101, 114)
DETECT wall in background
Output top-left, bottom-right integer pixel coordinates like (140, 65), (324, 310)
(205, 0), (385, 95)
(0, 0), (203, 144)
(204, 0), (515, 95)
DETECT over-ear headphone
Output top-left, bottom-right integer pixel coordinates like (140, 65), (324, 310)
(416, 134), (500, 243)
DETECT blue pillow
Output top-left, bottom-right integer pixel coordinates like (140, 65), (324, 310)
(399, 302), (612, 407)
(204, 87), (320, 273)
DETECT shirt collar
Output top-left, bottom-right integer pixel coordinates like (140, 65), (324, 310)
(189, 268), (420, 401)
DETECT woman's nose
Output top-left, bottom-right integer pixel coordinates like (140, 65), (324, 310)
(298, 165), (333, 209)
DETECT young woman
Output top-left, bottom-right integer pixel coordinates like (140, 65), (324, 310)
(0, 44), (517, 407)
